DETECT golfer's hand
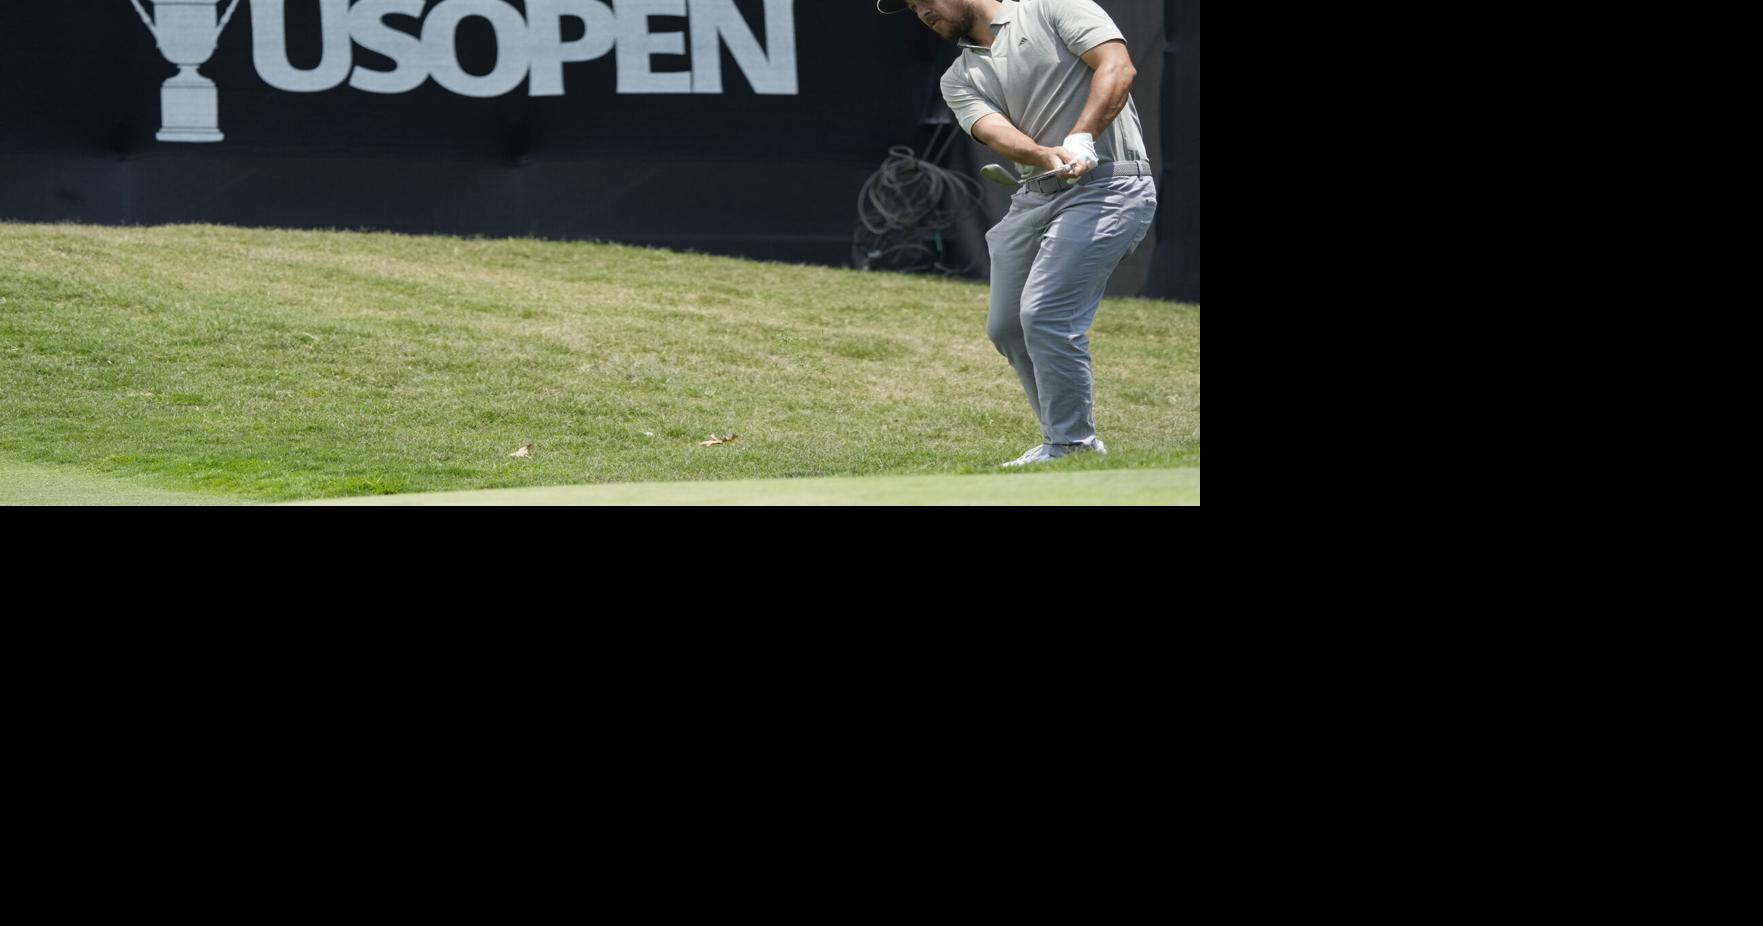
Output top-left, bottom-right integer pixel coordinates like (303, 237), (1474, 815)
(1056, 133), (1100, 184)
(1053, 148), (1094, 179)
(1040, 147), (1090, 179)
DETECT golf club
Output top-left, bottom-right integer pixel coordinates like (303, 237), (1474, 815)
(979, 163), (1076, 188)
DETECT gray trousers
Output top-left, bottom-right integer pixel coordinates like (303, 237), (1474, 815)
(985, 160), (1158, 446)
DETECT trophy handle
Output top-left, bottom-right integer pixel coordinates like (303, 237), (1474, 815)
(128, 0), (160, 45)
(213, 0), (245, 43)
(127, 1), (244, 45)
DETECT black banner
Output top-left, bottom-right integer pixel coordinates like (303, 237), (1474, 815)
(1, 1), (1189, 290)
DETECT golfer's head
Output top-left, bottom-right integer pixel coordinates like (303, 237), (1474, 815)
(878, 1), (983, 44)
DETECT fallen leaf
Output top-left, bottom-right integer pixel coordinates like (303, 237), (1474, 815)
(510, 443), (533, 458)
(699, 434), (739, 447)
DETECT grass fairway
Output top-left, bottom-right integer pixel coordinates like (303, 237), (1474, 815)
(0, 457), (251, 506)
(287, 467), (1198, 506)
(2, 222), (1199, 504)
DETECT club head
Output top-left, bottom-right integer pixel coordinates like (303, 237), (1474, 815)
(980, 164), (1020, 188)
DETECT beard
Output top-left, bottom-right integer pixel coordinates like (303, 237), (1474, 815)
(936, 5), (980, 43)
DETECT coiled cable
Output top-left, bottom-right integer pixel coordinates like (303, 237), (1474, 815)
(853, 130), (987, 276)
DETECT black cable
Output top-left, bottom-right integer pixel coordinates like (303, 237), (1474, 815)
(853, 144), (986, 276)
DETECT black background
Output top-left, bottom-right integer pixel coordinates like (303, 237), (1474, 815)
(0, 1), (1195, 300)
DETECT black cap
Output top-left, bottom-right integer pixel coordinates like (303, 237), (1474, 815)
(877, 1), (909, 13)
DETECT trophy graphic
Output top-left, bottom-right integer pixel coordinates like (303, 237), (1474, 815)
(129, 0), (243, 142)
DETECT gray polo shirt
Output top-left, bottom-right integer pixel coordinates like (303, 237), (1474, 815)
(940, 0), (1148, 176)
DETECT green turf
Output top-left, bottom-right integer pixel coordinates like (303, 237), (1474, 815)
(285, 466), (1198, 506)
(1, 457), (251, 505)
(1, 222), (1199, 502)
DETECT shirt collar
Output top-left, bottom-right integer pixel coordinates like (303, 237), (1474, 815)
(957, 3), (1015, 51)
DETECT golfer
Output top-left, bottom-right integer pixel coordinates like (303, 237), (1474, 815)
(878, 0), (1157, 467)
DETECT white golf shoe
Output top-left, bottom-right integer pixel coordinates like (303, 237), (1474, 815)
(1000, 444), (1058, 467)
(998, 437), (1107, 468)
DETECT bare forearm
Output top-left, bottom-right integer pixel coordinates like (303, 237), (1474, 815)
(1071, 61), (1136, 139)
(971, 114), (1053, 167)
(970, 61), (1137, 171)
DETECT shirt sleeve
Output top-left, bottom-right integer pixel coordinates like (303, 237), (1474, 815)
(940, 62), (1002, 138)
(1047, 0), (1127, 58)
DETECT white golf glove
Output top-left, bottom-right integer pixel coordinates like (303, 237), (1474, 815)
(1061, 132), (1099, 183)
